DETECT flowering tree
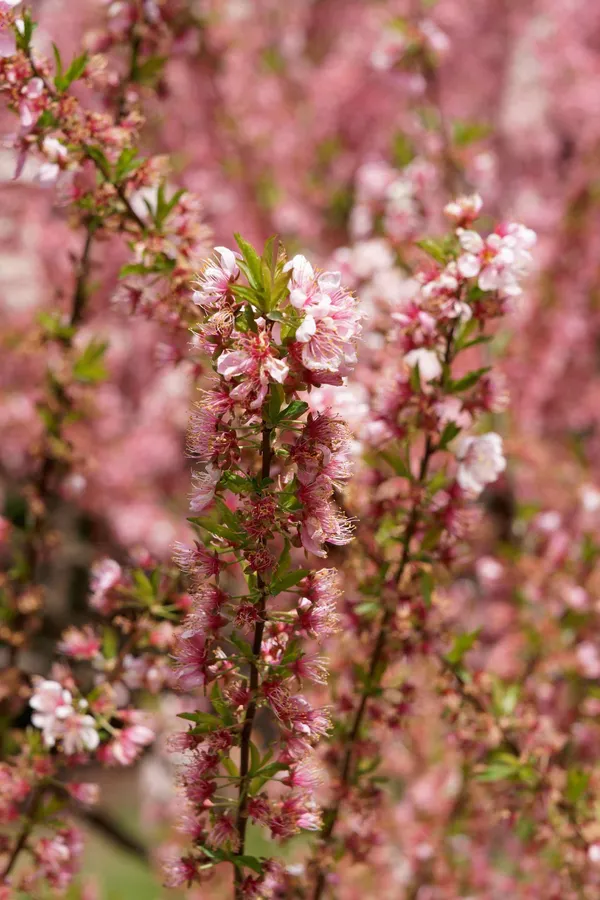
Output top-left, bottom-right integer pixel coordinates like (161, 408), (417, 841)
(2, 1), (600, 899)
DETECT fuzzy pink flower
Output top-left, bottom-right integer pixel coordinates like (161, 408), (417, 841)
(103, 724), (154, 766)
(60, 713), (100, 756)
(457, 225), (536, 297)
(172, 632), (209, 690)
(298, 476), (354, 556)
(90, 558), (122, 612)
(189, 463), (221, 513)
(193, 247), (239, 308)
(217, 330), (289, 409)
(58, 626), (101, 660)
(455, 432), (506, 495)
(285, 255), (362, 374)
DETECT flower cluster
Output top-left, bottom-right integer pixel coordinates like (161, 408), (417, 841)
(166, 237), (360, 896)
(304, 198), (536, 897)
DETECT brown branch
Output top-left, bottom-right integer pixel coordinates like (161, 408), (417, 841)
(1, 784), (44, 882)
(234, 422), (272, 898)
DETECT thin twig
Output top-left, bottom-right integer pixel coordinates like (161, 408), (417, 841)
(234, 422), (272, 898)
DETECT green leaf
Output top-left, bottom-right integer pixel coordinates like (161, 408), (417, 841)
(420, 570), (434, 607)
(492, 681), (520, 717)
(211, 682), (233, 726)
(52, 43), (63, 87)
(439, 421), (461, 449)
(249, 741), (262, 776)
(277, 400), (308, 424)
(452, 119), (492, 147)
(214, 497), (245, 533)
(119, 263), (152, 277)
(230, 855), (264, 876)
(234, 304), (257, 333)
(132, 569), (154, 601)
(228, 631), (254, 661)
(391, 131), (415, 168)
(445, 629), (479, 665)
(415, 237), (448, 265)
(37, 311), (75, 343)
(409, 362), (422, 393)
(234, 234), (263, 290)
(178, 711), (221, 730)
(134, 55), (167, 85)
(102, 627), (118, 660)
(477, 760), (519, 782)
(272, 539), (291, 583)
(566, 768), (590, 805)
(270, 568), (310, 595)
(450, 367), (491, 393)
(267, 384), (285, 425)
(15, 11), (36, 51)
(220, 472), (253, 495)
(83, 144), (110, 172)
(114, 147), (140, 182)
(381, 451), (412, 479)
(56, 52), (88, 91)
(221, 756), (239, 778)
(73, 338), (108, 384)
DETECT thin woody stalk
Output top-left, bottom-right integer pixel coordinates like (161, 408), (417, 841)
(234, 421), (272, 896)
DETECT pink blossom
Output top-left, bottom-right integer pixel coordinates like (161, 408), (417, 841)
(67, 783), (100, 805)
(90, 558), (122, 612)
(193, 247), (239, 308)
(189, 463), (221, 512)
(39, 137), (68, 184)
(285, 257), (362, 374)
(455, 432), (506, 495)
(30, 679), (73, 747)
(217, 330), (290, 409)
(404, 347), (442, 383)
(444, 193), (483, 225)
(60, 713), (100, 756)
(163, 855), (198, 888)
(172, 632), (209, 690)
(457, 224), (536, 297)
(105, 724), (154, 766)
(58, 626), (101, 660)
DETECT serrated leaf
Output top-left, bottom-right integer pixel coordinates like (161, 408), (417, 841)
(566, 768), (590, 805)
(228, 631), (254, 661)
(234, 234), (262, 290)
(231, 855), (264, 875)
(450, 367), (491, 393)
(102, 627), (118, 660)
(56, 52), (88, 90)
(439, 421), (461, 449)
(178, 711), (221, 729)
(381, 450), (412, 479)
(445, 629), (479, 665)
(272, 539), (291, 583)
(73, 339), (108, 384)
(452, 119), (492, 147)
(270, 568), (310, 596)
(267, 383), (285, 425)
(135, 55), (166, 85)
(277, 400), (308, 424)
(221, 756), (239, 778)
(415, 237), (447, 265)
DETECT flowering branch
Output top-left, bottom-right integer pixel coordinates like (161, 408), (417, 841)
(165, 238), (362, 897)
(308, 196), (536, 896)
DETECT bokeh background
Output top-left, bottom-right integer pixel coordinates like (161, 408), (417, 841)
(3, 0), (600, 897)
